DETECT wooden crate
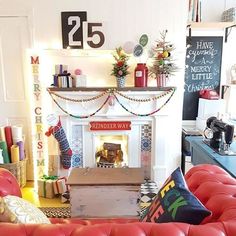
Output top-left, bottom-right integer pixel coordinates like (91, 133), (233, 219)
(67, 167), (144, 218)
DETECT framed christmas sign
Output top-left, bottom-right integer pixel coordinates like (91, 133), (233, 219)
(61, 11), (105, 49)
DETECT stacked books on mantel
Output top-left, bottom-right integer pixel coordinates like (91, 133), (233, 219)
(188, 0), (202, 22)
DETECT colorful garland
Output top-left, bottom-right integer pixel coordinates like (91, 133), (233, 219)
(48, 92), (111, 119)
(115, 88), (173, 102)
(47, 88), (108, 102)
(113, 88), (176, 116)
(47, 88), (176, 118)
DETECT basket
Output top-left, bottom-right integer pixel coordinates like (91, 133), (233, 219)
(0, 159), (27, 187)
(222, 8), (236, 22)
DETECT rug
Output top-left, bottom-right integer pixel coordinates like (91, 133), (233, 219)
(39, 207), (71, 218)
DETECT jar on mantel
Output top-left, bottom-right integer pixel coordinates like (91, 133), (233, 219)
(134, 63), (148, 87)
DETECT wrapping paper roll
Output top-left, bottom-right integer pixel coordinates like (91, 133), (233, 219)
(17, 141), (24, 161)
(10, 145), (19, 163)
(0, 127), (6, 141)
(13, 138), (23, 145)
(0, 149), (4, 164)
(4, 126), (13, 153)
(12, 126), (23, 141)
(0, 141), (10, 163)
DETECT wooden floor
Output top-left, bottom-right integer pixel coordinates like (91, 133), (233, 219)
(21, 181), (69, 208)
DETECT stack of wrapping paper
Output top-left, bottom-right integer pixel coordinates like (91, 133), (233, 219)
(0, 125), (25, 164)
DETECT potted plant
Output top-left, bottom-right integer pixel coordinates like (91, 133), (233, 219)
(149, 30), (179, 87)
(111, 47), (129, 87)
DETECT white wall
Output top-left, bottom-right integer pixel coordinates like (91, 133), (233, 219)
(0, 0), (188, 176)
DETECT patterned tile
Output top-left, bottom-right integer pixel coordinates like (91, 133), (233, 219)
(141, 138), (151, 152)
(141, 124), (152, 179)
(71, 125), (83, 167)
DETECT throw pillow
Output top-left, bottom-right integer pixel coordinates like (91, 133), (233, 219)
(141, 167), (211, 225)
(0, 195), (51, 224)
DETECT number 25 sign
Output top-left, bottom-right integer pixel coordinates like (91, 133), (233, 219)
(61, 12), (105, 49)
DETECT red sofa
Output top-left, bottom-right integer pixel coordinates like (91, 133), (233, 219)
(1, 164), (236, 236)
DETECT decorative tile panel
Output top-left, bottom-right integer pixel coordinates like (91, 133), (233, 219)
(71, 125), (83, 167)
(141, 124), (152, 179)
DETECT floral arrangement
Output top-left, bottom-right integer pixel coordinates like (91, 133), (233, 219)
(111, 47), (129, 78)
(149, 30), (179, 78)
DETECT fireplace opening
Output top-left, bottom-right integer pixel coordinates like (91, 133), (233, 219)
(95, 135), (128, 168)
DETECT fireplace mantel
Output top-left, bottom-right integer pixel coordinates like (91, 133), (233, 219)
(47, 86), (175, 92)
(46, 86), (178, 186)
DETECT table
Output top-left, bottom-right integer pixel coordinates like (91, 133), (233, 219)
(186, 136), (236, 178)
(181, 126), (202, 174)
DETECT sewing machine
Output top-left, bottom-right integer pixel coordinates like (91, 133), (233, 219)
(204, 116), (235, 155)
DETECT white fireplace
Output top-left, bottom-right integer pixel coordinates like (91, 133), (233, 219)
(46, 88), (178, 186)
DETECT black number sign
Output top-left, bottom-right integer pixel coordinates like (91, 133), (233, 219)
(87, 23), (105, 48)
(182, 36), (223, 120)
(61, 12), (105, 49)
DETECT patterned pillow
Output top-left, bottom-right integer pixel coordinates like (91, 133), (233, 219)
(0, 195), (51, 224)
(141, 167), (211, 225)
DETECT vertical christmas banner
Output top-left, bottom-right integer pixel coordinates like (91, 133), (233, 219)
(31, 55), (45, 178)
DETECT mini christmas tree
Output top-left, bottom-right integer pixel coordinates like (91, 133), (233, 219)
(149, 30), (179, 79)
(111, 47), (129, 78)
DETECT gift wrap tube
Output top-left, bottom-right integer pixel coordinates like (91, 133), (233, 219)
(17, 141), (24, 161)
(11, 145), (19, 163)
(38, 179), (55, 199)
(0, 127), (6, 141)
(0, 149), (4, 164)
(11, 126), (23, 141)
(0, 141), (10, 163)
(4, 126), (13, 153)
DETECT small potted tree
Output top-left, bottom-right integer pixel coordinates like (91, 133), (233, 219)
(111, 47), (129, 87)
(149, 30), (179, 87)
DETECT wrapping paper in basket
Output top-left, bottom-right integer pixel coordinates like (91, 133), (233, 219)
(53, 177), (68, 195)
(38, 175), (57, 199)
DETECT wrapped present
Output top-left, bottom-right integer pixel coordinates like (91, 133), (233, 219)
(48, 155), (60, 176)
(38, 175), (58, 199)
(61, 191), (70, 203)
(53, 177), (68, 195)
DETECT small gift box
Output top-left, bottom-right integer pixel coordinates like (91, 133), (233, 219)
(53, 177), (68, 195)
(73, 75), (87, 87)
(38, 175), (58, 199)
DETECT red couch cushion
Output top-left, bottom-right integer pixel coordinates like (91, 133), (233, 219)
(185, 164), (236, 223)
(0, 168), (21, 198)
